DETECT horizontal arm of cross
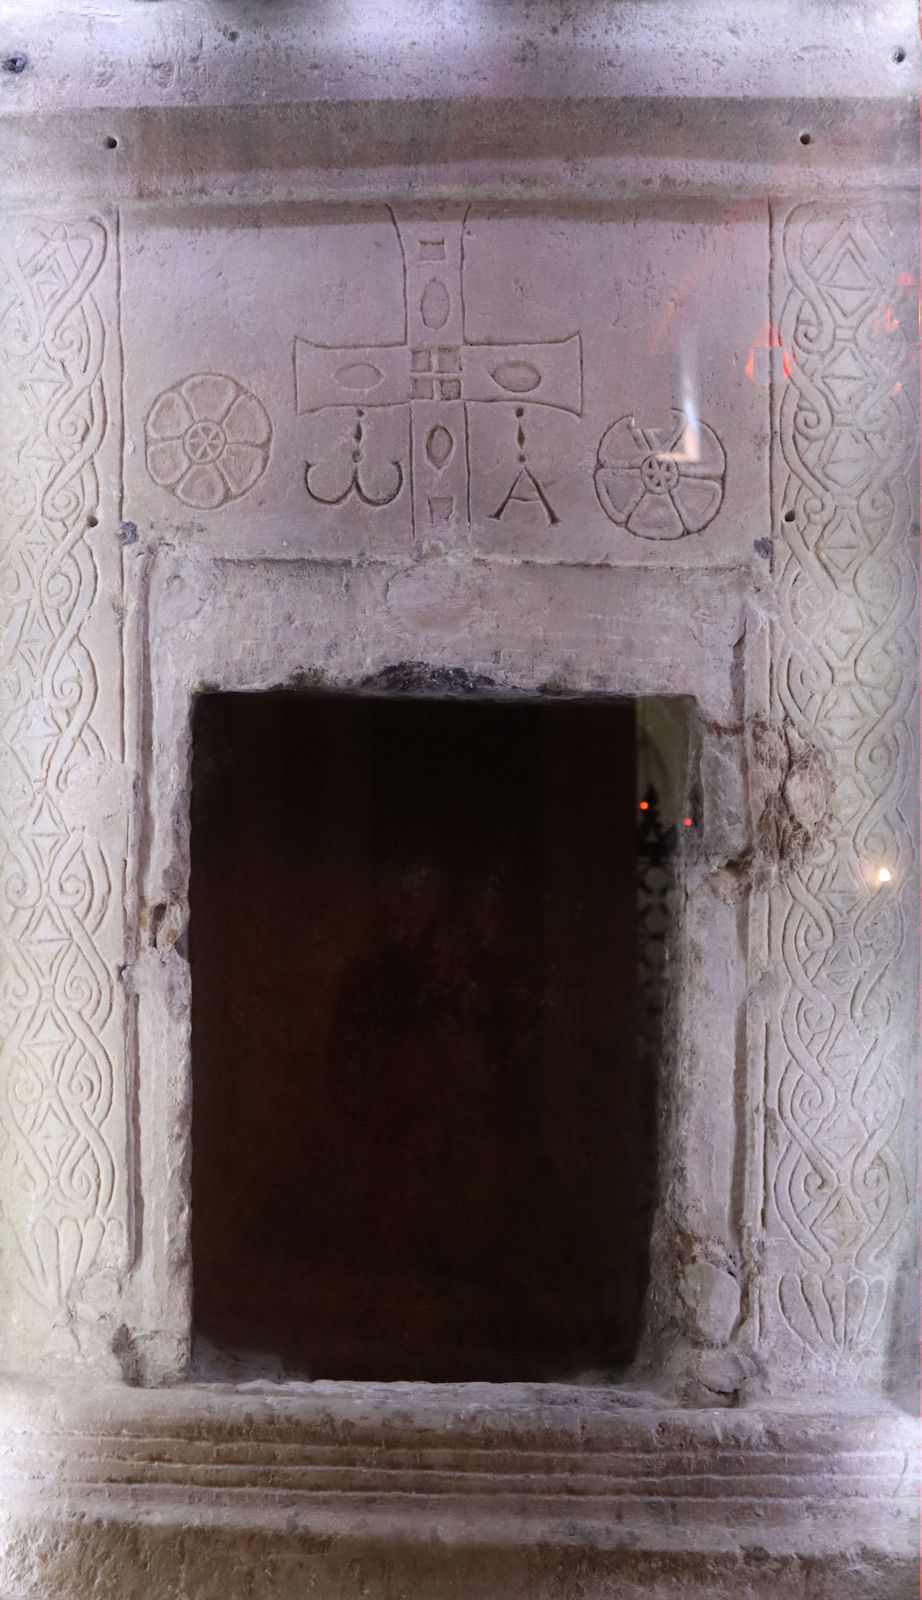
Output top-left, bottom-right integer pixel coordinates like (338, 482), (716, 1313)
(295, 334), (582, 414)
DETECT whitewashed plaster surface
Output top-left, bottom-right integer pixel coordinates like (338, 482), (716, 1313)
(0, 2), (918, 1596)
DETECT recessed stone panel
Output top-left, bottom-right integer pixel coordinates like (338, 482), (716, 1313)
(122, 201), (767, 564)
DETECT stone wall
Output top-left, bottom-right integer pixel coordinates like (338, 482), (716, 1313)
(0, 2), (917, 1595)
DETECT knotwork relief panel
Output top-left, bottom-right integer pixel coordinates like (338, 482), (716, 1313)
(0, 213), (130, 1365)
(756, 202), (918, 1381)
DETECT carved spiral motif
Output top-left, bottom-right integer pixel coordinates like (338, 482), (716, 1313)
(594, 409), (726, 539)
(145, 373), (272, 509)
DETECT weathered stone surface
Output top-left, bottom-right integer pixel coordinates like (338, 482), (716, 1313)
(0, 1384), (917, 1599)
(0, 0), (917, 1594)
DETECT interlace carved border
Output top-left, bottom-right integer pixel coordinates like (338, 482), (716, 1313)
(0, 216), (126, 1332)
(765, 202), (917, 1362)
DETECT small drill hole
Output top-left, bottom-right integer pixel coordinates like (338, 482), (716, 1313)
(799, 132), (812, 147)
(104, 136), (118, 150)
(892, 45), (906, 63)
(87, 515), (99, 529)
(783, 509), (796, 523)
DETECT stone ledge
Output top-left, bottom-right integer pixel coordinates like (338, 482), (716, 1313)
(0, 1384), (915, 1549)
(3, 101), (916, 207)
(0, 1388), (917, 1600)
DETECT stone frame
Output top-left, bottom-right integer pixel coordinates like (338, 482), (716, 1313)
(133, 544), (744, 1391)
(0, 196), (915, 1405)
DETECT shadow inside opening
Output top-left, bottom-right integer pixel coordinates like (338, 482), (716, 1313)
(189, 688), (684, 1383)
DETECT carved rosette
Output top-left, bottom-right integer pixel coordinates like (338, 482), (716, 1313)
(145, 373), (272, 509)
(762, 204), (917, 1378)
(0, 216), (128, 1357)
(594, 410), (726, 539)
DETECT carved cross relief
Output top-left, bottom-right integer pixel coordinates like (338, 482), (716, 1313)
(294, 205), (583, 535)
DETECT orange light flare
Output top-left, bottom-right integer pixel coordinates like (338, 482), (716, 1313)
(867, 278), (917, 397)
(744, 321), (792, 386)
(870, 303), (906, 337)
(682, 817), (694, 828)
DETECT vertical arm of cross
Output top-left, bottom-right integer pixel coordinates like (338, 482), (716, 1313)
(294, 205), (582, 535)
(391, 206), (470, 542)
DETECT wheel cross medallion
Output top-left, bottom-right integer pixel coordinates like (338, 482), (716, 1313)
(295, 204), (582, 537)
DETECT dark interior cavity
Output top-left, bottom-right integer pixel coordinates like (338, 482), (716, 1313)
(190, 688), (661, 1382)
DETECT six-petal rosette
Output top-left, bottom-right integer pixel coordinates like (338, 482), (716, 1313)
(145, 374), (272, 509)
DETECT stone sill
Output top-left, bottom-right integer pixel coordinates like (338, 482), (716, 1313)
(0, 1382), (916, 1552)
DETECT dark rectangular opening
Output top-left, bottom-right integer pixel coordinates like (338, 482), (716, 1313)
(190, 687), (666, 1382)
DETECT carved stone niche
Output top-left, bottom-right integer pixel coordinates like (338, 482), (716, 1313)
(0, 2), (918, 1597)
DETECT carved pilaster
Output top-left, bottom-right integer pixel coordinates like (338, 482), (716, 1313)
(0, 214), (130, 1367)
(757, 202), (918, 1387)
